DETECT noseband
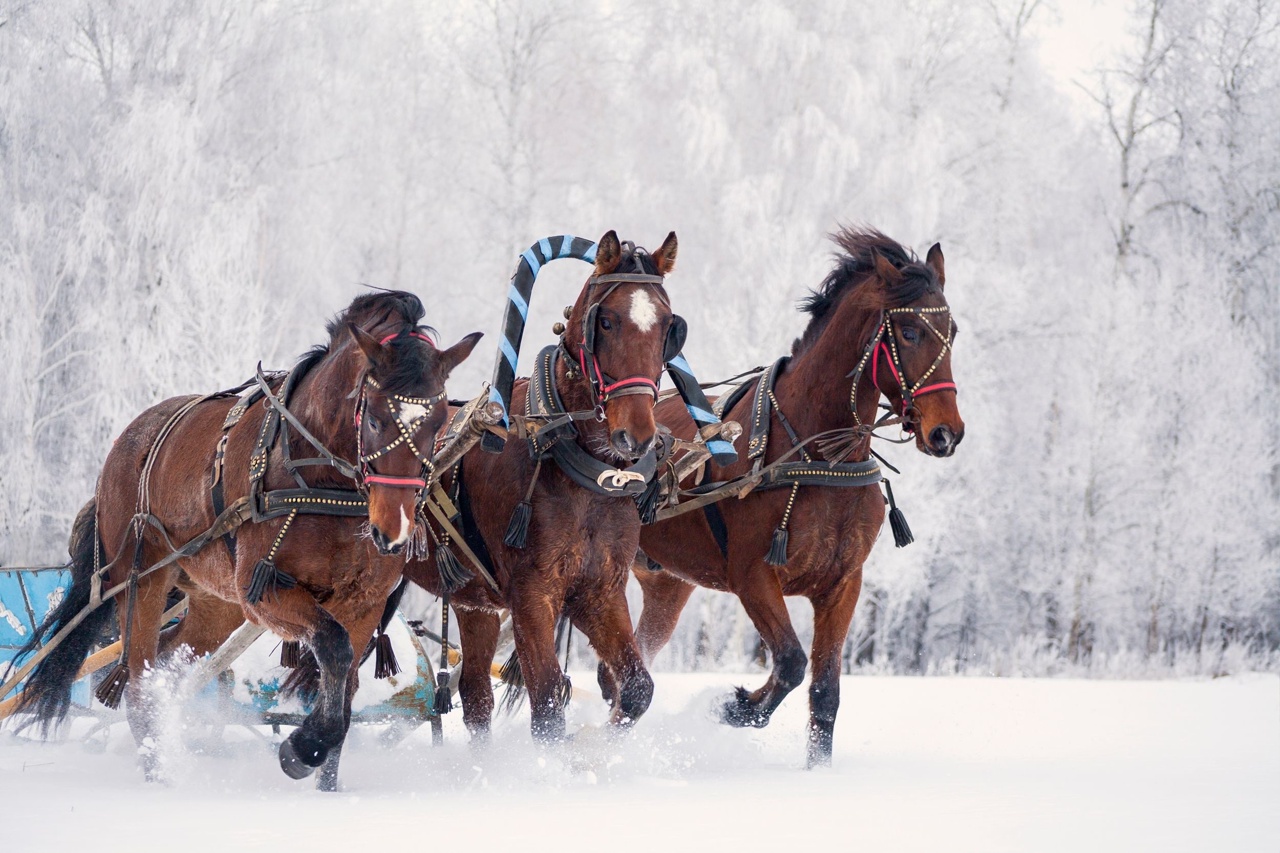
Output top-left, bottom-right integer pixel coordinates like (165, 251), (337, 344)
(848, 306), (956, 430)
(354, 331), (445, 493)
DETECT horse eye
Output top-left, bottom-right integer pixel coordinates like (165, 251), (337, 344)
(902, 326), (920, 344)
(366, 415), (382, 432)
(599, 316), (612, 331)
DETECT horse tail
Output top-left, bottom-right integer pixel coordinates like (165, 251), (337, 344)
(11, 500), (115, 736)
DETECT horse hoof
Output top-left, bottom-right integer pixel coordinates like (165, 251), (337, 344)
(719, 688), (770, 729)
(279, 739), (319, 780)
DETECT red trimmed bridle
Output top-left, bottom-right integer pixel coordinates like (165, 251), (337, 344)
(848, 306), (957, 433)
(354, 331), (445, 494)
(568, 271), (671, 417)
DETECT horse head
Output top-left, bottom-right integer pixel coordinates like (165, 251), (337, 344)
(864, 244), (964, 457)
(349, 323), (482, 554)
(562, 230), (681, 461)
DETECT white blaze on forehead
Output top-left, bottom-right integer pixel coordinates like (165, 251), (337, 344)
(629, 289), (659, 332)
(398, 402), (428, 424)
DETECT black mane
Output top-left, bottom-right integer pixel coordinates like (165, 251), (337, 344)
(618, 242), (661, 277)
(794, 227), (940, 353)
(295, 290), (438, 395)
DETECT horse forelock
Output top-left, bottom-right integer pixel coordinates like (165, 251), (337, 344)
(325, 290), (426, 339)
(793, 226), (942, 355)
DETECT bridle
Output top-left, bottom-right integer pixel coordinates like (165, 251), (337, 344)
(847, 305), (957, 432)
(354, 330), (445, 495)
(563, 258), (686, 417)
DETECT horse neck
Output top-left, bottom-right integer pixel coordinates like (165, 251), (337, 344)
(773, 301), (883, 455)
(288, 348), (361, 471)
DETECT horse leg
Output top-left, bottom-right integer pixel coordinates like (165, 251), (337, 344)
(454, 607), (500, 743)
(158, 585), (243, 662)
(597, 566), (694, 705)
(806, 573), (862, 768)
(510, 592), (568, 742)
(121, 565), (181, 782)
(575, 593), (653, 728)
(276, 601), (354, 780)
(312, 608), (382, 792)
(720, 563), (805, 729)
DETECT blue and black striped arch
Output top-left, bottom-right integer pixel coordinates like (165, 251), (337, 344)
(482, 234), (737, 466)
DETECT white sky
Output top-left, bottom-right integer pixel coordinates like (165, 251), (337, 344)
(1036, 0), (1132, 102)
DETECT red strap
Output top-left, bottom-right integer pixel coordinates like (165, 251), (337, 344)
(912, 382), (957, 399)
(380, 331), (436, 346)
(364, 474), (428, 489)
(601, 375), (659, 397)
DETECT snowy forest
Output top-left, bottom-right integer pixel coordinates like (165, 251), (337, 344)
(0, 0), (1277, 677)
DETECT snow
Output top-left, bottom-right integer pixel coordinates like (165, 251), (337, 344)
(2, 672), (1276, 852)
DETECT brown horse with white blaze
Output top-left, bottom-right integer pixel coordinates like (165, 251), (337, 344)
(12, 291), (480, 784)
(404, 230), (680, 742)
(620, 227), (964, 766)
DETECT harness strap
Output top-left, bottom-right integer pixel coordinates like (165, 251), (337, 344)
(422, 489), (500, 593)
(703, 500), (730, 559)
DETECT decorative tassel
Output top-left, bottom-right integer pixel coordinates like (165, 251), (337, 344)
(765, 527), (789, 566)
(374, 630), (400, 679)
(556, 674), (573, 709)
(504, 500), (532, 548)
(434, 542), (473, 593)
(94, 663), (130, 710)
(244, 558), (296, 605)
(634, 481), (662, 525)
(497, 650), (527, 714)
(884, 480), (914, 548)
(280, 640), (301, 668)
(434, 671), (452, 715)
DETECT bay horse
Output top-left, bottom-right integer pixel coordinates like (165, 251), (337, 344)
(618, 227), (964, 766)
(402, 230), (680, 742)
(12, 291), (481, 784)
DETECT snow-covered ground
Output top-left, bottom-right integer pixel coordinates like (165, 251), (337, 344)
(2, 672), (1276, 853)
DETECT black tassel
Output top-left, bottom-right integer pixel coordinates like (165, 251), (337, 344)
(634, 481), (662, 525)
(765, 527), (789, 566)
(434, 671), (452, 715)
(884, 480), (914, 548)
(94, 663), (130, 709)
(374, 631), (400, 679)
(556, 674), (573, 709)
(434, 543), (473, 594)
(280, 640), (301, 668)
(496, 650), (527, 714)
(245, 558), (296, 605)
(504, 500), (532, 548)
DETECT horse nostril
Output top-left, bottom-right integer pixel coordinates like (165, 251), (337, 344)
(610, 429), (639, 457)
(370, 527), (390, 551)
(929, 426), (954, 455)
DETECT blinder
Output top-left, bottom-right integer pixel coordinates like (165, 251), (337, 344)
(664, 315), (688, 364)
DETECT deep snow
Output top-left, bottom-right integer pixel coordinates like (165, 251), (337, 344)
(1, 672), (1276, 853)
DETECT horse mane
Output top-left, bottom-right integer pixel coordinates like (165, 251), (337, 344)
(792, 226), (941, 356)
(293, 290), (438, 395)
(618, 244), (661, 277)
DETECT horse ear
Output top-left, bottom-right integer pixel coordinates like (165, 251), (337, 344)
(348, 323), (383, 366)
(926, 242), (945, 287)
(653, 231), (678, 275)
(594, 230), (622, 275)
(437, 331), (484, 377)
(872, 251), (902, 285)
